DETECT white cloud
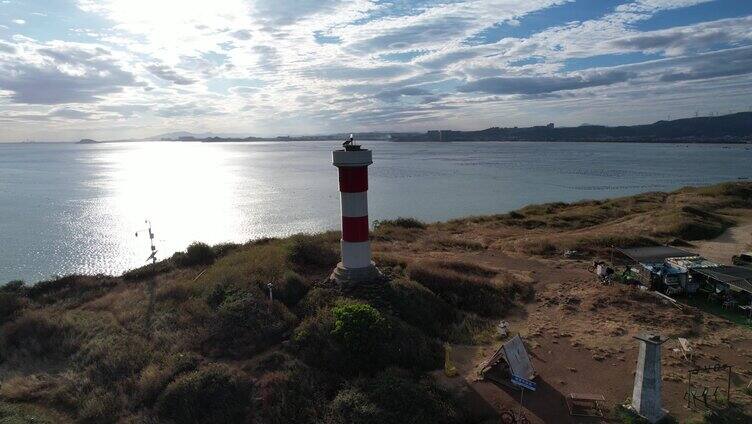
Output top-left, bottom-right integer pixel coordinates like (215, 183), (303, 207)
(0, 0), (749, 140)
(12, 19), (25, 25)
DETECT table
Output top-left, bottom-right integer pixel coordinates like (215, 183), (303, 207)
(566, 393), (605, 417)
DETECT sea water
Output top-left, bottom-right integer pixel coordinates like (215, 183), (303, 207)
(1, 140), (750, 283)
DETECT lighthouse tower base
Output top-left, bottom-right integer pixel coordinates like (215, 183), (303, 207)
(330, 262), (382, 286)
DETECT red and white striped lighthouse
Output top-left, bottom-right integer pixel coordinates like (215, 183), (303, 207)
(331, 145), (380, 284)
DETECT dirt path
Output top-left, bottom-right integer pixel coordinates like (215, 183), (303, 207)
(693, 221), (752, 264)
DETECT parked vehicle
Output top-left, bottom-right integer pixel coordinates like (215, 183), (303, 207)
(732, 252), (752, 268)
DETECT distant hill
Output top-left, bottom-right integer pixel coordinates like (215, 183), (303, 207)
(392, 112), (752, 143)
(151, 131), (250, 141)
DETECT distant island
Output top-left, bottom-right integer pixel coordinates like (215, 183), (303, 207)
(74, 112), (752, 144)
(391, 112), (752, 143)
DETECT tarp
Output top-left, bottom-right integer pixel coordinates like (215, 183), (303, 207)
(617, 246), (696, 264)
(478, 335), (536, 381)
(502, 335), (536, 380)
(691, 266), (752, 294)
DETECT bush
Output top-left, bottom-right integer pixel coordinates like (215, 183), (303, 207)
(374, 218), (426, 230)
(199, 243), (289, 290)
(76, 332), (151, 384)
(2, 280), (24, 292)
(408, 261), (515, 317)
(286, 234), (339, 270)
(0, 290), (23, 324)
(1, 311), (77, 359)
(0, 401), (56, 424)
(211, 242), (241, 258)
(331, 302), (388, 361)
(383, 279), (455, 338)
(137, 352), (201, 406)
(327, 368), (462, 424)
(122, 261), (174, 281)
(257, 365), (332, 424)
(156, 364), (251, 424)
(271, 271), (308, 307)
(174, 242), (216, 267)
(79, 388), (122, 424)
(294, 301), (441, 375)
(25, 275), (119, 307)
(205, 284), (296, 357)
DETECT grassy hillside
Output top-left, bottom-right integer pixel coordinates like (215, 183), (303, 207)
(0, 232), (525, 423)
(1, 181), (750, 423)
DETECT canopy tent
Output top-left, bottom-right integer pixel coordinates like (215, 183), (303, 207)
(617, 246), (696, 265)
(691, 266), (752, 294)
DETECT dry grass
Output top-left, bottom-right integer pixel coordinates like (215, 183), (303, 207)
(2, 182), (751, 423)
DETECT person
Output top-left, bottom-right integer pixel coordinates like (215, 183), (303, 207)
(343, 133), (354, 148)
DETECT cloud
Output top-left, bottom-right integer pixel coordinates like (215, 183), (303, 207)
(458, 69), (634, 95)
(0, 41), (15, 53)
(12, 19), (25, 25)
(49, 108), (93, 119)
(608, 16), (752, 55)
(251, 0), (346, 26)
(155, 102), (223, 117)
(654, 45), (752, 83)
(375, 87), (431, 102)
(0, 42), (141, 104)
(307, 64), (412, 81)
(229, 29), (252, 40)
(146, 63), (196, 85)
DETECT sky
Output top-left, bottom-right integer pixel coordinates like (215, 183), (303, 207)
(0, 0), (751, 141)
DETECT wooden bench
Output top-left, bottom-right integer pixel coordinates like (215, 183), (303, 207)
(566, 393), (605, 417)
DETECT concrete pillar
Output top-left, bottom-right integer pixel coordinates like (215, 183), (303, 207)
(632, 332), (668, 423)
(331, 147), (380, 284)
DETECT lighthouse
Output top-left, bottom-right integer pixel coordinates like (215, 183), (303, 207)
(331, 140), (380, 285)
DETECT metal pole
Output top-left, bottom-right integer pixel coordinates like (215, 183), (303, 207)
(687, 371), (692, 409)
(267, 283), (274, 313)
(727, 366), (732, 406)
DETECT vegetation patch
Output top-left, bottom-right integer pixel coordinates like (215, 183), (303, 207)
(155, 364), (252, 424)
(407, 260), (531, 317)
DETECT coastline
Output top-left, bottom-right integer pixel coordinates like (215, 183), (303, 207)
(2, 181), (752, 423)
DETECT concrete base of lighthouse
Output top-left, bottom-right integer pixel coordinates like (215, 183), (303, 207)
(330, 262), (382, 286)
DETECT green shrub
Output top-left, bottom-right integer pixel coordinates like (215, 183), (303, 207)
(258, 365), (332, 424)
(292, 307), (343, 372)
(79, 388), (122, 424)
(374, 218), (426, 229)
(383, 279), (455, 338)
(205, 284), (296, 357)
(327, 368), (462, 424)
(174, 242), (216, 267)
(0, 291), (23, 324)
(25, 275), (119, 306)
(383, 317), (442, 371)
(0, 401), (56, 424)
(331, 302), (388, 364)
(1, 311), (77, 359)
(200, 243), (289, 290)
(272, 271), (308, 307)
(286, 234), (339, 270)
(156, 364), (251, 424)
(294, 301), (441, 374)
(76, 332), (151, 384)
(1, 280), (24, 292)
(137, 352), (201, 406)
(211, 242), (241, 258)
(122, 261), (174, 281)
